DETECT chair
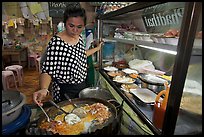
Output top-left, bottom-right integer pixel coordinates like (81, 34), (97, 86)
(2, 70), (18, 91)
(5, 65), (24, 86)
(35, 56), (41, 73)
(28, 52), (40, 70)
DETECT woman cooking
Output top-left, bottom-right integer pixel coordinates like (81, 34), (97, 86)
(33, 4), (103, 106)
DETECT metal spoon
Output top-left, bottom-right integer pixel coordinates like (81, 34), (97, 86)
(49, 100), (70, 115)
(64, 94), (87, 118)
(38, 105), (52, 122)
(48, 100), (81, 125)
(64, 94), (78, 108)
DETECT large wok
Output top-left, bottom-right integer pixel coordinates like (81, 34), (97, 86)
(79, 86), (115, 100)
(37, 98), (117, 135)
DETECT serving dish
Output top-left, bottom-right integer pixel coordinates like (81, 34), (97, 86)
(113, 76), (135, 84)
(129, 88), (159, 104)
(103, 66), (118, 72)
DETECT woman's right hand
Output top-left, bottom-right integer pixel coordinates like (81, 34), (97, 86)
(33, 89), (49, 106)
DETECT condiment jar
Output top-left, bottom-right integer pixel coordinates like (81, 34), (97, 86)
(152, 82), (169, 129)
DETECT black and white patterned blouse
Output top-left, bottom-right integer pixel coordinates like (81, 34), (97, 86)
(41, 35), (87, 102)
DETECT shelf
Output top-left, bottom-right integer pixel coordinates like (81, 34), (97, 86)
(103, 37), (202, 56)
(99, 2), (164, 20)
(104, 37), (177, 54)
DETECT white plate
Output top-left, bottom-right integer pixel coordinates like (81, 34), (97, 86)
(142, 74), (167, 84)
(130, 88), (159, 103)
(121, 83), (138, 92)
(113, 76), (135, 84)
(107, 71), (124, 77)
(122, 68), (138, 74)
(103, 66), (118, 71)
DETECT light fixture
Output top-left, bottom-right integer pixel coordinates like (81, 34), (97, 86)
(137, 44), (177, 55)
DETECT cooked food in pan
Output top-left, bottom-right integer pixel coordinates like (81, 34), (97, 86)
(39, 103), (112, 135)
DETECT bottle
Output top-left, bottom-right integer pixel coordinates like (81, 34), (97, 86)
(152, 82), (169, 129)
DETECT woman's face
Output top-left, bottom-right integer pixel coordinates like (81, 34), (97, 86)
(65, 16), (85, 37)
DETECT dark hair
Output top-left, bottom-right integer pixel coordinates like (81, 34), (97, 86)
(63, 4), (86, 25)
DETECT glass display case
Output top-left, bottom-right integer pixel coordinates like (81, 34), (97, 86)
(97, 2), (202, 135)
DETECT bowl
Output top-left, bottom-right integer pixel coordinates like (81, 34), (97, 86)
(138, 74), (167, 93)
(164, 37), (179, 46)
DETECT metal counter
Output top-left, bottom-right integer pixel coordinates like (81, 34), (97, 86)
(99, 70), (202, 135)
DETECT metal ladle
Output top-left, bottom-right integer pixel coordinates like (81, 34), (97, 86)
(64, 94), (87, 118)
(38, 105), (52, 122)
(49, 100), (81, 125)
(49, 100), (70, 115)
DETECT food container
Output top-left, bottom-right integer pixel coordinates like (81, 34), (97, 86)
(142, 34), (153, 42)
(150, 36), (159, 43)
(130, 88), (158, 104)
(134, 32), (144, 40)
(138, 74), (167, 93)
(156, 37), (166, 44)
(2, 90), (26, 126)
(164, 37), (179, 46)
(150, 33), (165, 43)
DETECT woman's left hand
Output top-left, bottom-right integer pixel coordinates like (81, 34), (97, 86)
(86, 39), (104, 56)
(95, 40), (104, 51)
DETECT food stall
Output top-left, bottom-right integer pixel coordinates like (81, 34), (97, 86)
(2, 2), (202, 135)
(96, 2), (202, 135)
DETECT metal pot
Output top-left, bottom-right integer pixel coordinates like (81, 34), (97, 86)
(79, 87), (115, 101)
(37, 98), (117, 135)
(138, 73), (167, 93)
(2, 90), (26, 126)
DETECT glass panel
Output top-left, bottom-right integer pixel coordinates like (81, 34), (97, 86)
(101, 2), (186, 70)
(175, 7), (202, 135)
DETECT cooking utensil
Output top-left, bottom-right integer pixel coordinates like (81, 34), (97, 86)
(79, 87), (114, 101)
(38, 105), (52, 122)
(64, 94), (87, 118)
(64, 94), (78, 108)
(49, 100), (69, 115)
(49, 100), (82, 124)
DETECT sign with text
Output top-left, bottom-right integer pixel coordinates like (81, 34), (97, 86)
(142, 2), (185, 33)
(48, 2), (67, 17)
(48, 2), (79, 17)
(48, 2), (80, 24)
